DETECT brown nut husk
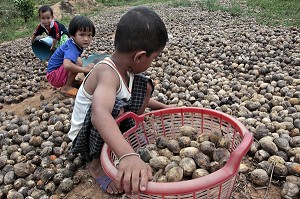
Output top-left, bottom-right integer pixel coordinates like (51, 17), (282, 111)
(164, 161), (178, 174)
(156, 136), (169, 149)
(197, 134), (210, 143)
(179, 157), (197, 176)
(213, 148), (230, 163)
(177, 136), (191, 148)
(209, 130), (223, 144)
(166, 166), (184, 182)
(179, 126), (197, 137)
(166, 139), (181, 154)
(137, 147), (151, 162)
(194, 151), (211, 170)
(158, 148), (174, 159)
(217, 136), (231, 148)
(180, 147), (199, 158)
(192, 169), (209, 179)
(199, 141), (215, 156)
(149, 156), (171, 170)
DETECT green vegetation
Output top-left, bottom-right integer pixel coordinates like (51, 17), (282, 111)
(13, 0), (35, 23)
(246, 0), (300, 27)
(0, 0), (299, 43)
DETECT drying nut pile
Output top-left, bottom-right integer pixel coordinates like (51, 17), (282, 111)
(137, 126), (232, 182)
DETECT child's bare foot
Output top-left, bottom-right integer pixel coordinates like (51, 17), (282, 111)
(89, 158), (123, 195)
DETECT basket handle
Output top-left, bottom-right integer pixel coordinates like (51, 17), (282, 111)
(226, 131), (253, 171)
(115, 111), (143, 124)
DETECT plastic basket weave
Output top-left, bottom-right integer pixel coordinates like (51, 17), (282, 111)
(101, 107), (253, 199)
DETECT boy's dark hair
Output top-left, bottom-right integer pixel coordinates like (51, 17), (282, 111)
(38, 5), (53, 17)
(68, 15), (96, 37)
(114, 6), (168, 56)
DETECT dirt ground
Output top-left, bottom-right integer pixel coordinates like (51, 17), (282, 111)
(1, 81), (283, 199)
(2, 83), (123, 199)
(0, 1), (284, 198)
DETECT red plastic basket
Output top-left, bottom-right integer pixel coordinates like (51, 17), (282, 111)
(101, 107), (253, 199)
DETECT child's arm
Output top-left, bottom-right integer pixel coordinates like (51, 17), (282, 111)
(90, 65), (152, 195)
(148, 98), (176, 110)
(50, 39), (57, 51)
(63, 59), (94, 74)
(32, 24), (43, 44)
(31, 35), (37, 44)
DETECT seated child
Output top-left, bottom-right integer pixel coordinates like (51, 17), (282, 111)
(31, 5), (69, 50)
(68, 6), (171, 195)
(46, 15), (95, 97)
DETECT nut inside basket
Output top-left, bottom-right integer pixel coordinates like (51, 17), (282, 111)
(101, 107), (253, 198)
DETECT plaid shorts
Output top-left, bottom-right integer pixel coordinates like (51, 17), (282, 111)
(70, 74), (153, 162)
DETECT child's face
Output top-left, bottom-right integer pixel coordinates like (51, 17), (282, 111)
(72, 29), (93, 48)
(39, 11), (53, 27)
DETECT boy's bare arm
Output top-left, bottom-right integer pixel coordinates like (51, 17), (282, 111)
(148, 98), (176, 110)
(90, 67), (152, 194)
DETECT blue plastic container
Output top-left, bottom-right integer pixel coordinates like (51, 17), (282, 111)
(82, 53), (110, 67)
(32, 36), (54, 61)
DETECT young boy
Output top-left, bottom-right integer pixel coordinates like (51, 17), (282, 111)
(68, 6), (170, 195)
(31, 5), (69, 50)
(46, 15), (95, 97)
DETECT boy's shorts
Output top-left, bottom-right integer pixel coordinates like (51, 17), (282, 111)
(46, 65), (68, 88)
(70, 74), (154, 162)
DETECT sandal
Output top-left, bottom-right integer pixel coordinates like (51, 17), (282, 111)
(60, 87), (78, 98)
(95, 175), (113, 192)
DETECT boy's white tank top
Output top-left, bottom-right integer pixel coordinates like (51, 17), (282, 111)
(81, 57), (134, 100)
(68, 57), (134, 141)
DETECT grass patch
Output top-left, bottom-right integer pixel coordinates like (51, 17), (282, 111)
(96, 0), (166, 6)
(246, 0), (300, 27)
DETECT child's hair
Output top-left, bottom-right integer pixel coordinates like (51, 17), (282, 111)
(114, 6), (168, 56)
(38, 5), (53, 17)
(68, 15), (96, 37)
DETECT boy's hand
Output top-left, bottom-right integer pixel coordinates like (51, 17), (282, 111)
(50, 46), (55, 51)
(84, 63), (95, 73)
(115, 155), (152, 195)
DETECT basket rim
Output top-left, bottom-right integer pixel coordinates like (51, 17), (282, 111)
(100, 107), (253, 195)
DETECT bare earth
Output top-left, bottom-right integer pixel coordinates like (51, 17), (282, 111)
(1, 82), (282, 199)
(0, 1), (283, 198)
(2, 83), (122, 199)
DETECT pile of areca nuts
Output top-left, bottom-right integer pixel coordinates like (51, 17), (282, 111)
(137, 126), (231, 182)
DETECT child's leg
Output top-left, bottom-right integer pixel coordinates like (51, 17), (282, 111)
(71, 105), (124, 195)
(60, 71), (77, 93)
(88, 158), (121, 194)
(46, 65), (69, 88)
(60, 57), (82, 94)
(59, 70), (78, 97)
